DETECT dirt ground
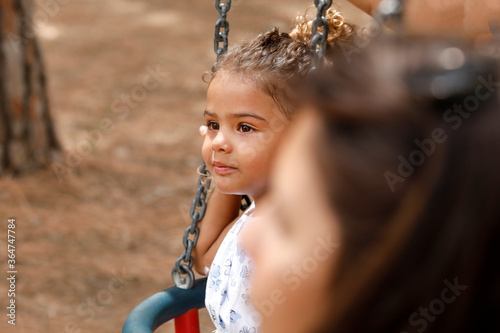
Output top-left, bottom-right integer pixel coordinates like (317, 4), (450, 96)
(0, 0), (310, 332)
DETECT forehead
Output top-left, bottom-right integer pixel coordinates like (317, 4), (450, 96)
(206, 73), (285, 120)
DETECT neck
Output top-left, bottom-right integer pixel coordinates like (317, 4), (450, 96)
(249, 194), (264, 216)
(252, 194), (263, 205)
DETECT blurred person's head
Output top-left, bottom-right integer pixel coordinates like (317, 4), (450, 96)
(243, 36), (500, 333)
(202, 8), (355, 198)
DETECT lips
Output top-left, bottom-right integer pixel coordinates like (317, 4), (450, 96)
(213, 161), (237, 175)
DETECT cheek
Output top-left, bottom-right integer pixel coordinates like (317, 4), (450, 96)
(236, 138), (275, 175)
(234, 140), (260, 166)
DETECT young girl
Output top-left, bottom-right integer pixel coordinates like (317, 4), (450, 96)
(190, 7), (356, 333)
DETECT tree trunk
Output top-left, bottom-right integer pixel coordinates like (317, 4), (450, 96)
(0, 0), (60, 177)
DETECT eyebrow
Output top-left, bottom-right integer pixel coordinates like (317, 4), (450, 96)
(204, 110), (267, 122)
(233, 112), (267, 122)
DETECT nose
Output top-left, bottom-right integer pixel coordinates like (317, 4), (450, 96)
(211, 131), (232, 153)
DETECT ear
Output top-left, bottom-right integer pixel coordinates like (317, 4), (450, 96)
(200, 125), (208, 137)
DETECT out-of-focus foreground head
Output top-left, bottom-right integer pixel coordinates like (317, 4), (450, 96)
(243, 35), (500, 333)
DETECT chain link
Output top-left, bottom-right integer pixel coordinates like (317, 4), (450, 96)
(241, 195), (251, 211)
(172, 163), (211, 289)
(310, 0), (332, 71)
(214, 0), (232, 56)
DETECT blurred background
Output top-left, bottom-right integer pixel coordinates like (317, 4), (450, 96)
(0, 0), (498, 332)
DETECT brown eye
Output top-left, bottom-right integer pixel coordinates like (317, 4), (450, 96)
(239, 124), (254, 133)
(208, 121), (219, 130)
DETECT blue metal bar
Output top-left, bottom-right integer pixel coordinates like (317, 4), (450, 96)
(122, 278), (207, 333)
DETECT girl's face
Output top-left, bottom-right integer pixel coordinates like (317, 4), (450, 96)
(242, 112), (342, 333)
(202, 73), (288, 197)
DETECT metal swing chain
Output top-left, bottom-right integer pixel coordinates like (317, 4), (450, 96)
(172, 0), (237, 290)
(214, 0), (232, 56)
(172, 163), (211, 289)
(310, 0), (333, 71)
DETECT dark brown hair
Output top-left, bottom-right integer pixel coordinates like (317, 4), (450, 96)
(310, 36), (500, 333)
(208, 8), (355, 119)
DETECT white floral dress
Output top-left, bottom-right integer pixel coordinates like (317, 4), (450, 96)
(205, 202), (261, 333)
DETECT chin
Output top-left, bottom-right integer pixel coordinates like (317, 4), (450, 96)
(214, 178), (262, 197)
(214, 180), (241, 195)
(216, 187), (237, 195)
(217, 187), (247, 196)
(215, 184), (250, 196)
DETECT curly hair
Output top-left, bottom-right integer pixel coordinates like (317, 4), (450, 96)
(207, 8), (356, 119)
